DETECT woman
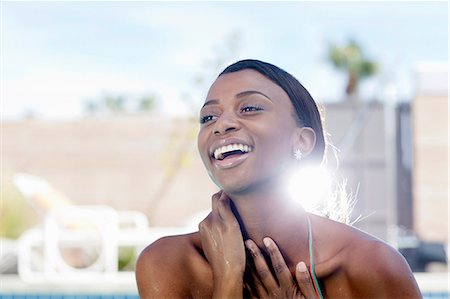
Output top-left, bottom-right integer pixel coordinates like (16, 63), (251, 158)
(136, 59), (422, 298)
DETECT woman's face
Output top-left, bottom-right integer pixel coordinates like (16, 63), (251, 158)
(197, 69), (300, 195)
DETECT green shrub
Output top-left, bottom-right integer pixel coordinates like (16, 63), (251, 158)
(0, 179), (39, 239)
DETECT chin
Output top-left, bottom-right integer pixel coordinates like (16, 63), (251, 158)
(227, 171), (289, 196)
(216, 177), (272, 197)
(215, 179), (250, 195)
(205, 170), (246, 194)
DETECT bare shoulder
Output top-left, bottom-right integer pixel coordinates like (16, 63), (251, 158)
(345, 237), (422, 298)
(136, 232), (211, 298)
(312, 215), (421, 298)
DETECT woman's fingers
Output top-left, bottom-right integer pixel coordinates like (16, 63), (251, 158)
(199, 191), (246, 285)
(217, 192), (234, 221)
(216, 193), (242, 232)
(212, 191), (233, 222)
(263, 237), (293, 288)
(244, 282), (258, 299)
(251, 270), (269, 298)
(211, 191), (222, 216)
(295, 261), (318, 299)
(245, 238), (317, 298)
(245, 239), (278, 291)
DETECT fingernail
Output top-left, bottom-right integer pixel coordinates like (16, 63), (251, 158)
(245, 240), (258, 257)
(297, 261), (307, 272)
(245, 240), (252, 249)
(263, 237), (271, 248)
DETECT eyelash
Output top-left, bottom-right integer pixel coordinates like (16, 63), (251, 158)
(240, 105), (264, 113)
(200, 115), (215, 124)
(199, 105), (265, 124)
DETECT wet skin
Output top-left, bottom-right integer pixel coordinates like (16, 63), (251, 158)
(136, 70), (422, 298)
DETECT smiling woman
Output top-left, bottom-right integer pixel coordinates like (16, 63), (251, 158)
(135, 59), (422, 298)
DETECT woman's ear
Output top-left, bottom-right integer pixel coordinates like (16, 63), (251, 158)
(292, 127), (316, 158)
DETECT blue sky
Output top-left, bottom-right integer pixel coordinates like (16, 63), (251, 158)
(2, 1), (448, 120)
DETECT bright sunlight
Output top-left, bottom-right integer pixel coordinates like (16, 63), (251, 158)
(287, 166), (332, 212)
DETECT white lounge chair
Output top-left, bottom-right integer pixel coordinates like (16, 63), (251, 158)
(13, 173), (193, 283)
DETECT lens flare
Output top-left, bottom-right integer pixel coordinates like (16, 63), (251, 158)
(287, 166), (332, 212)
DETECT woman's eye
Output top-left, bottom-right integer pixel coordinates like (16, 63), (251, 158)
(241, 105), (264, 113)
(200, 115), (216, 124)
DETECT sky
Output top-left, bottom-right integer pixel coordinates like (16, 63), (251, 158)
(1, 1), (448, 120)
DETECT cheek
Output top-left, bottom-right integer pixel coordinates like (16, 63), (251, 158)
(262, 135), (293, 164)
(252, 130), (287, 163)
(260, 120), (294, 149)
(259, 125), (295, 166)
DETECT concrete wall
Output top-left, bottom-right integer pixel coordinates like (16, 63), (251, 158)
(2, 116), (217, 227)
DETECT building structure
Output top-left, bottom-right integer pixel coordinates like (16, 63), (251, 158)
(411, 63), (448, 243)
(2, 63), (448, 246)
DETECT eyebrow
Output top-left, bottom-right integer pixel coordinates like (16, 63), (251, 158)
(236, 90), (273, 102)
(201, 90), (273, 109)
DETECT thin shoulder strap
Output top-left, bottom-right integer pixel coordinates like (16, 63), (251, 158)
(307, 215), (324, 299)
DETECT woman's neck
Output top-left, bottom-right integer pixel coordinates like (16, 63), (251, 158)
(226, 184), (310, 267)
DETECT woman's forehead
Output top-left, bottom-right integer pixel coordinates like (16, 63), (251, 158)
(206, 69), (288, 102)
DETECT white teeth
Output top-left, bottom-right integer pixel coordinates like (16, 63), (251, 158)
(213, 143), (253, 160)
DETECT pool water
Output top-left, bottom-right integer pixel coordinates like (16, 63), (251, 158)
(423, 292), (450, 299)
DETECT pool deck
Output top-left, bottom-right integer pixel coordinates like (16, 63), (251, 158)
(414, 272), (449, 292)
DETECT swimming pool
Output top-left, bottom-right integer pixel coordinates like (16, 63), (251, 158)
(1, 273), (448, 299)
(423, 293), (450, 299)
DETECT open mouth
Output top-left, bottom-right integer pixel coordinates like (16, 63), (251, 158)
(212, 144), (253, 161)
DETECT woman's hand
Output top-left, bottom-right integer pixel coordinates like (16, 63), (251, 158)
(199, 191), (246, 298)
(245, 237), (319, 299)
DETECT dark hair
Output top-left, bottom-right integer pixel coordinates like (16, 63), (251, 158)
(219, 59), (326, 164)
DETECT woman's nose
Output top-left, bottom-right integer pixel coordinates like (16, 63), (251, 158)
(213, 112), (240, 135)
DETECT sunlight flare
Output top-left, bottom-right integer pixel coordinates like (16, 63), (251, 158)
(287, 166), (332, 212)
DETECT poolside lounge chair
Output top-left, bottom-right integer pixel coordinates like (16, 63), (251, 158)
(13, 173), (192, 283)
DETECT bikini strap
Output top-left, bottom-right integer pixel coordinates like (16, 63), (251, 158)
(307, 214), (324, 299)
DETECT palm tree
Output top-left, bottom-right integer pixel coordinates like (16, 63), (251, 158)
(328, 40), (378, 98)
